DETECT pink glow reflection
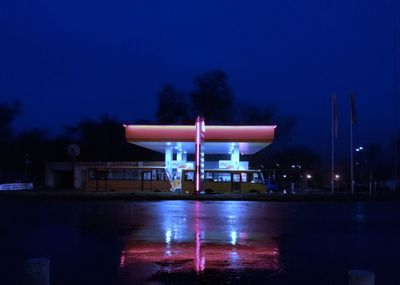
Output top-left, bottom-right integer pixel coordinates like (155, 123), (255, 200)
(119, 201), (283, 276)
(194, 201), (203, 273)
(120, 242), (281, 273)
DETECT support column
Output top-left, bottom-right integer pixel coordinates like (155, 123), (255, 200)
(182, 151), (187, 162)
(165, 145), (173, 178)
(195, 116), (205, 194)
(177, 150), (183, 161)
(231, 144), (240, 170)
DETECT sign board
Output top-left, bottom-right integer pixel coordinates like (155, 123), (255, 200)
(0, 183), (33, 191)
(218, 160), (249, 170)
(171, 161), (194, 170)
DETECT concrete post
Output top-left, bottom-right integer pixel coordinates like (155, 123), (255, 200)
(349, 270), (375, 285)
(24, 258), (50, 285)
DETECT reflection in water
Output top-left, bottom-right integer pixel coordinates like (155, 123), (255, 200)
(194, 201), (204, 273)
(119, 201), (282, 282)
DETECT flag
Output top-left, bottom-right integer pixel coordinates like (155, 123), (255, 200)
(332, 94), (338, 138)
(350, 94), (357, 124)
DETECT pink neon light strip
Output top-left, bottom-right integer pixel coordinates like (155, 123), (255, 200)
(195, 120), (200, 193)
(125, 125), (276, 142)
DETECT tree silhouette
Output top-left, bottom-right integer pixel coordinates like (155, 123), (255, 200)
(155, 84), (189, 124)
(0, 101), (21, 144)
(0, 101), (22, 177)
(191, 69), (234, 124)
(64, 115), (161, 162)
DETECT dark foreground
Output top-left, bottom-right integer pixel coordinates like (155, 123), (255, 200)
(0, 198), (399, 284)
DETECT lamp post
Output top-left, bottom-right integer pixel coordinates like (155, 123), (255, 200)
(355, 146), (365, 192)
(305, 174), (312, 190)
(335, 174), (340, 191)
(24, 153), (32, 183)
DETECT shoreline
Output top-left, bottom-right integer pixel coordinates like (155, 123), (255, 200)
(1, 189), (400, 202)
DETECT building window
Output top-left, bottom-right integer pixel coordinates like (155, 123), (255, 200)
(233, 173), (241, 182)
(143, 171), (152, 181)
(251, 172), (262, 184)
(241, 173), (248, 183)
(205, 172), (213, 181)
(185, 172), (194, 182)
(214, 172), (231, 182)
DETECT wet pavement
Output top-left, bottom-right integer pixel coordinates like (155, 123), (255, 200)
(1, 199), (400, 284)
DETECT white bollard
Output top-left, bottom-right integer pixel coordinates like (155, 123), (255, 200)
(349, 270), (375, 285)
(24, 258), (50, 285)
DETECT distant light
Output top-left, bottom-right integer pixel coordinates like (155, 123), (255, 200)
(335, 174), (340, 179)
(283, 174), (287, 178)
(184, 151), (187, 154)
(167, 142), (171, 146)
(122, 124), (127, 128)
(174, 146), (179, 149)
(241, 152), (244, 155)
(230, 231), (237, 245)
(291, 165), (295, 168)
(165, 230), (172, 243)
(359, 146), (363, 150)
(306, 174), (312, 179)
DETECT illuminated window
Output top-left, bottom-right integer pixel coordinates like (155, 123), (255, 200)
(185, 171), (194, 182)
(233, 173), (240, 182)
(143, 171), (152, 181)
(156, 169), (168, 181)
(214, 172), (231, 182)
(251, 172), (262, 184)
(205, 172), (213, 181)
(241, 173), (248, 183)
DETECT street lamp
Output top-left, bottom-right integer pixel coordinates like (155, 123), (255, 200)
(305, 174), (312, 189)
(354, 146), (366, 190)
(335, 174), (340, 191)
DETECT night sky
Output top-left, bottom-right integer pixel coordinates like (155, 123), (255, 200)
(1, 0), (399, 158)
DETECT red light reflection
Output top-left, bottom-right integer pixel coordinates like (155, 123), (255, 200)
(120, 242), (281, 273)
(119, 201), (283, 280)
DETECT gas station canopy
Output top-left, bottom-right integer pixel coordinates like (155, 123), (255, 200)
(125, 125), (276, 155)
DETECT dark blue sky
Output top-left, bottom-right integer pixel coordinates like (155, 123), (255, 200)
(1, 0), (399, 158)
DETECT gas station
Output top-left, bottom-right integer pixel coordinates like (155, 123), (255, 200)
(125, 117), (276, 193)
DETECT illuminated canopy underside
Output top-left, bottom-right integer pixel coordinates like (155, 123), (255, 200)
(125, 125), (276, 154)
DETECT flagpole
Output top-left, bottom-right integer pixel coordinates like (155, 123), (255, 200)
(331, 94), (335, 194)
(350, 95), (355, 195)
(350, 116), (354, 194)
